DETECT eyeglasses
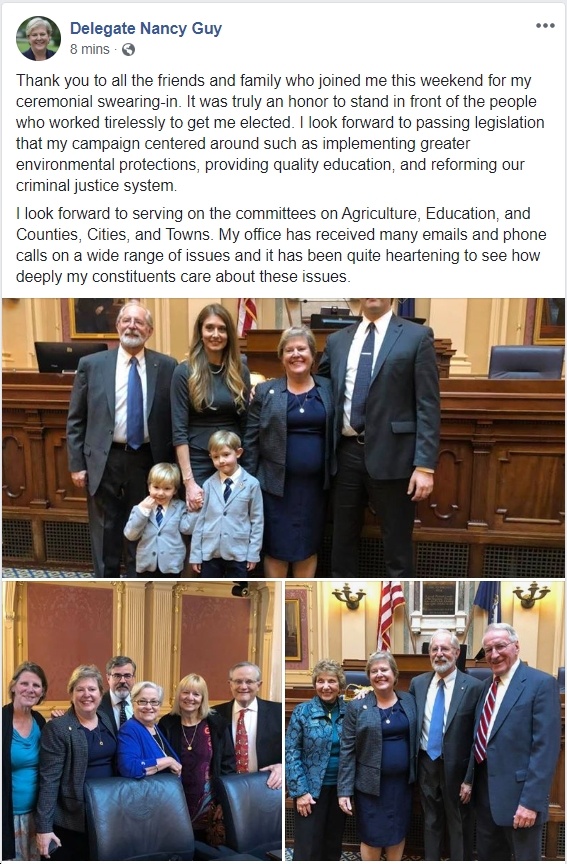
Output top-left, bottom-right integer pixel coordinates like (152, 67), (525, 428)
(135, 699), (161, 707)
(230, 679), (259, 686)
(483, 641), (514, 656)
(110, 673), (134, 680)
(120, 317), (148, 327)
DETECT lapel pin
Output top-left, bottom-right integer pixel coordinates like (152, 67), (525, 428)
(363, 705), (367, 710)
(269, 388), (274, 394)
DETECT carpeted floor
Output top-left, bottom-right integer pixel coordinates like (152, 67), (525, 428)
(285, 852), (425, 861)
(3, 568), (95, 578)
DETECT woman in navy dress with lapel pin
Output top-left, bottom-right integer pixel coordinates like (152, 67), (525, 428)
(337, 652), (417, 861)
(242, 325), (333, 578)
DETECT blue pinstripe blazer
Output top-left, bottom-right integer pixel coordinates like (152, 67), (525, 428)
(242, 374), (334, 496)
(35, 707), (116, 834)
(337, 689), (417, 798)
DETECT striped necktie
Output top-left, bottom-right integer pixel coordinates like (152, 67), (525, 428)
(474, 676), (500, 763)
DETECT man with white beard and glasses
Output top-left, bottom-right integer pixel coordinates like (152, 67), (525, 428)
(67, 302), (177, 577)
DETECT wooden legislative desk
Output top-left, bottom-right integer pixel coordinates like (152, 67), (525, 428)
(245, 328), (456, 379)
(2, 367), (564, 570)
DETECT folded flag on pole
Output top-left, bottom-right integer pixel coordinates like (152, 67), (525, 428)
(377, 581), (405, 651)
(237, 299), (258, 336)
(473, 580), (501, 624)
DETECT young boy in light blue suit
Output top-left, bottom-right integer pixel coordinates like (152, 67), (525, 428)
(190, 431), (264, 577)
(124, 463), (195, 576)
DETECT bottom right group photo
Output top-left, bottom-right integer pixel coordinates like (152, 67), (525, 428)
(284, 578), (564, 862)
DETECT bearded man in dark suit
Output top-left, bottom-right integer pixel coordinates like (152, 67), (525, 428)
(67, 302), (177, 577)
(410, 629), (484, 860)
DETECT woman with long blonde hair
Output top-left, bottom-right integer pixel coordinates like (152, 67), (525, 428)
(171, 304), (250, 510)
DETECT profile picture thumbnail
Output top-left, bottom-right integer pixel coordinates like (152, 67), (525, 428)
(17, 17), (60, 61)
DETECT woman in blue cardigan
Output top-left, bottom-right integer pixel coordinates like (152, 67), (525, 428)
(117, 682), (181, 778)
(285, 659), (347, 860)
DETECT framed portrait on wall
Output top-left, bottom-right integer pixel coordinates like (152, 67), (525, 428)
(533, 298), (565, 344)
(69, 299), (124, 339)
(285, 598), (301, 661)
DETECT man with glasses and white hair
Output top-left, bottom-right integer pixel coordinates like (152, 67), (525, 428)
(100, 655), (137, 735)
(473, 623), (561, 861)
(67, 302), (177, 577)
(215, 661), (282, 789)
(409, 629), (484, 860)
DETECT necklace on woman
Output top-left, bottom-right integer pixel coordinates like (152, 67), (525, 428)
(152, 726), (168, 756)
(295, 392), (310, 413)
(210, 363), (225, 376)
(181, 720), (201, 751)
(378, 702), (398, 725)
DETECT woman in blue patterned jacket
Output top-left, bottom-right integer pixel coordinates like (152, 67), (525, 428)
(285, 659), (347, 860)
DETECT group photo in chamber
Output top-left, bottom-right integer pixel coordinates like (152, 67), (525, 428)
(4, 297), (563, 580)
(2, 579), (282, 860)
(284, 578), (564, 861)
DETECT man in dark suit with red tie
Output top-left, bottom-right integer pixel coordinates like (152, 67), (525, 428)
(318, 298), (440, 579)
(473, 623), (561, 861)
(215, 662), (282, 789)
(66, 302), (177, 577)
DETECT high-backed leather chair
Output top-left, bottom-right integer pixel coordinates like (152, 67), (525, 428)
(84, 774), (221, 861)
(466, 668), (493, 682)
(488, 345), (565, 379)
(344, 669), (369, 688)
(214, 771), (282, 859)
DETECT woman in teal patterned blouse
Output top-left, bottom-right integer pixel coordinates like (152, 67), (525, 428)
(285, 659), (347, 860)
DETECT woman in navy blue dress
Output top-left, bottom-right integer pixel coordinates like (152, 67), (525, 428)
(337, 652), (418, 861)
(243, 326), (334, 578)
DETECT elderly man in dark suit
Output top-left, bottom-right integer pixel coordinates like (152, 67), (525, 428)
(66, 302), (177, 577)
(317, 298), (440, 579)
(215, 662), (282, 789)
(409, 629), (484, 860)
(473, 623), (561, 861)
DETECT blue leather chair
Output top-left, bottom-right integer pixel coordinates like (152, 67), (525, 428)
(84, 775), (244, 861)
(344, 669), (369, 688)
(214, 771), (281, 859)
(466, 667), (492, 682)
(488, 345), (564, 379)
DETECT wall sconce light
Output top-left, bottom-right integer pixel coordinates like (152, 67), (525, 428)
(332, 583), (366, 611)
(512, 581), (550, 609)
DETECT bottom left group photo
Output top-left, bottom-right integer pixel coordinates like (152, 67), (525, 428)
(2, 579), (283, 861)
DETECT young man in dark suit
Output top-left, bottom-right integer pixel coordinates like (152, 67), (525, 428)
(318, 298), (440, 579)
(409, 629), (484, 860)
(66, 302), (177, 577)
(215, 662), (282, 789)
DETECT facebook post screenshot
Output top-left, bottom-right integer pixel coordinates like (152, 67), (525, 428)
(1, 2), (565, 298)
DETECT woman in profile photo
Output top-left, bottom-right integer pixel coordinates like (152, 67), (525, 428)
(20, 18), (57, 61)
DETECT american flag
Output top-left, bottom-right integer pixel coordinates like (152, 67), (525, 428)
(237, 299), (258, 336)
(377, 581), (405, 650)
